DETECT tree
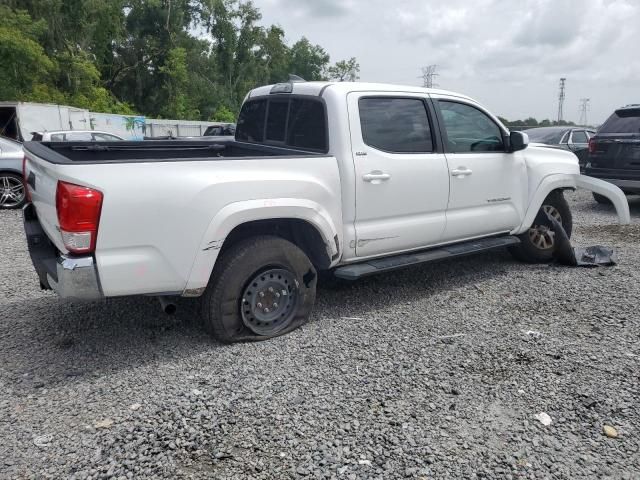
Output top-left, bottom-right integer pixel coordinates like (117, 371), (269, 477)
(0, 2), (358, 120)
(327, 57), (360, 82)
(0, 7), (58, 101)
(288, 37), (330, 81)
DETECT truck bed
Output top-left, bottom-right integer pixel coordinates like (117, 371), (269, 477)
(23, 139), (323, 164)
(22, 139), (342, 298)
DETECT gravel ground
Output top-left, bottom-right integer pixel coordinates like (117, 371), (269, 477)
(1, 189), (639, 480)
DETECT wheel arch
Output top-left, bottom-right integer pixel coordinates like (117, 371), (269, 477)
(513, 174), (577, 235)
(183, 199), (340, 296)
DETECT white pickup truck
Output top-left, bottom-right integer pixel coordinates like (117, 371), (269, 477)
(22, 81), (630, 343)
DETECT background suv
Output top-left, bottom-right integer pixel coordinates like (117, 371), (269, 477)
(586, 105), (640, 203)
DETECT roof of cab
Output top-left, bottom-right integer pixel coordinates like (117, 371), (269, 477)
(248, 81), (473, 101)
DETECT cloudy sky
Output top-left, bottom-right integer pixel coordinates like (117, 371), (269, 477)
(257, 0), (639, 124)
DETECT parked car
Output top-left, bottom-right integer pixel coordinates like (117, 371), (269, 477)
(0, 135), (26, 209)
(31, 130), (124, 142)
(203, 123), (236, 136)
(22, 81), (629, 343)
(585, 105), (640, 203)
(523, 126), (596, 170)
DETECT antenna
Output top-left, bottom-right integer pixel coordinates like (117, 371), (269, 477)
(579, 98), (590, 126)
(419, 65), (439, 88)
(557, 78), (566, 123)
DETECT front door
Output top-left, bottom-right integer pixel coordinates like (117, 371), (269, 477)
(434, 98), (527, 242)
(348, 93), (450, 257)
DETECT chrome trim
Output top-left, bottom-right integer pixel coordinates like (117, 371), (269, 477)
(47, 254), (103, 300)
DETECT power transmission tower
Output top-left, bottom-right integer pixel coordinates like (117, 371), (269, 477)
(579, 98), (590, 126)
(419, 65), (439, 88)
(557, 78), (567, 123)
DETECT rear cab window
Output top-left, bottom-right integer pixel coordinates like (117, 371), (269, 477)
(236, 96), (328, 153)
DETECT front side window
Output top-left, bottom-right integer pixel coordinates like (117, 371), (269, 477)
(438, 101), (505, 153)
(359, 98), (433, 153)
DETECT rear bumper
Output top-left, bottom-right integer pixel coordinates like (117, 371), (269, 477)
(23, 203), (103, 300)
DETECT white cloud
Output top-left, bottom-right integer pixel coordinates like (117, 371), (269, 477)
(256, 0), (640, 123)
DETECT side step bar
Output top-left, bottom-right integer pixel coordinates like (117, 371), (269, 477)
(334, 235), (520, 280)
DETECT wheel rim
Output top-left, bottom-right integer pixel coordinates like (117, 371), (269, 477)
(528, 205), (562, 250)
(0, 176), (25, 208)
(240, 268), (299, 336)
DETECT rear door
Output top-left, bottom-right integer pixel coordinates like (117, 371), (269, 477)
(348, 93), (450, 257)
(434, 97), (526, 242)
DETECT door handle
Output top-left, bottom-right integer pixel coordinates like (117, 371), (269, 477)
(451, 167), (473, 177)
(363, 171), (392, 183)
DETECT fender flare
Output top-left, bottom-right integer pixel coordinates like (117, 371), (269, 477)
(513, 174), (631, 235)
(576, 175), (630, 224)
(183, 198), (340, 295)
(513, 174), (577, 235)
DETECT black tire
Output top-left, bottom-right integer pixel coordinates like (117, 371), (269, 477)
(0, 173), (27, 210)
(200, 235), (317, 343)
(510, 191), (573, 264)
(593, 193), (611, 204)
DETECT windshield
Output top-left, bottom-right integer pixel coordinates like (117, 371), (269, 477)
(599, 108), (640, 134)
(523, 129), (567, 144)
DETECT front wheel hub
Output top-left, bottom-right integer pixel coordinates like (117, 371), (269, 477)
(528, 205), (562, 250)
(241, 269), (299, 335)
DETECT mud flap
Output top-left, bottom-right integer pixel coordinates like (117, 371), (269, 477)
(541, 211), (617, 267)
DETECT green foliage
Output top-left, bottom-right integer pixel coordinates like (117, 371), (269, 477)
(210, 106), (236, 123)
(288, 37), (331, 81)
(0, 1), (357, 120)
(327, 57), (360, 82)
(500, 116), (576, 128)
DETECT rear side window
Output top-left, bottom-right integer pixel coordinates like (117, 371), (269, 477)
(599, 108), (640, 134)
(571, 131), (588, 144)
(236, 97), (328, 152)
(359, 98), (433, 153)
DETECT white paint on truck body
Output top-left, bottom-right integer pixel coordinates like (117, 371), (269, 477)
(23, 82), (630, 299)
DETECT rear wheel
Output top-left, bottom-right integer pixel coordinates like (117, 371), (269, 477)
(0, 173), (26, 209)
(510, 191), (573, 263)
(593, 193), (611, 204)
(200, 236), (317, 343)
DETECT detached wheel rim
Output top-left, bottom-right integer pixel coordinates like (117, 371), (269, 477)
(0, 176), (25, 208)
(241, 268), (299, 336)
(528, 205), (562, 250)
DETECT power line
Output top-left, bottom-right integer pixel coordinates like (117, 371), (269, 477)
(557, 78), (566, 123)
(579, 98), (590, 126)
(419, 65), (439, 88)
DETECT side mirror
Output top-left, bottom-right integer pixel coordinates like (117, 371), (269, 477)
(509, 131), (529, 153)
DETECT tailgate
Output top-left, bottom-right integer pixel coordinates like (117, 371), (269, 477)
(23, 147), (66, 252)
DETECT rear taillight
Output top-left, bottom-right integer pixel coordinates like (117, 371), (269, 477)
(22, 156), (31, 202)
(56, 181), (103, 254)
(588, 138), (597, 154)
